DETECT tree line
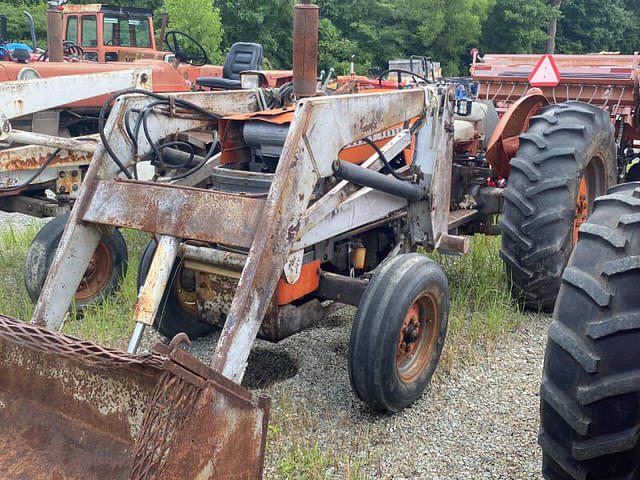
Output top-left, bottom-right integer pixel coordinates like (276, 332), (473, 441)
(1, 0), (638, 76)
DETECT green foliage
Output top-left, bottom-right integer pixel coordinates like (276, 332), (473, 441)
(481, 0), (553, 54)
(216, 0), (294, 69)
(556, 0), (634, 54)
(0, 1), (48, 47)
(163, 0), (223, 63)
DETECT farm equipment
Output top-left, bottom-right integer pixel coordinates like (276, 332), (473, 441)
(471, 53), (640, 310)
(471, 53), (640, 479)
(0, 3), (465, 478)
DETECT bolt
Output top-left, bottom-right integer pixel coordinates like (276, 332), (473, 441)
(59, 186), (67, 193)
(141, 73), (149, 84)
(71, 170), (79, 177)
(59, 171), (66, 179)
(72, 184), (79, 192)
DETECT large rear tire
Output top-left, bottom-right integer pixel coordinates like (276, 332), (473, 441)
(348, 253), (449, 413)
(500, 101), (616, 311)
(24, 213), (128, 310)
(539, 182), (640, 479)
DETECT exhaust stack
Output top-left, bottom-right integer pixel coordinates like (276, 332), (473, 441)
(292, 0), (319, 98)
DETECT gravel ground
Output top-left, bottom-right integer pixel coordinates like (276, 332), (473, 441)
(167, 305), (550, 479)
(0, 211), (41, 232)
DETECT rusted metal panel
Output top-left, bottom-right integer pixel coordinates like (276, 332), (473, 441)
(0, 315), (161, 479)
(0, 69), (151, 121)
(32, 90), (260, 330)
(0, 144), (92, 193)
(83, 180), (265, 249)
(0, 315), (270, 480)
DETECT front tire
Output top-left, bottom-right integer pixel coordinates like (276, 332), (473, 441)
(539, 183), (640, 479)
(348, 253), (449, 412)
(500, 101), (616, 311)
(24, 213), (128, 310)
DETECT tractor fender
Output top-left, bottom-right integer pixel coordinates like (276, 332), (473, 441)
(486, 89), (549, 179)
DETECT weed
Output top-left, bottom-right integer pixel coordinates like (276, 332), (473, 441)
(0, 222), (149, 349)
(431, 234), (525, 370)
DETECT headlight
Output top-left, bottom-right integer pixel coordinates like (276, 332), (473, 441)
(17, 67), (40, 81)
(241, 74), (260, 89)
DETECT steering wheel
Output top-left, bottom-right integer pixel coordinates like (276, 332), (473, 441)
(63, 41), (84, 58)
(164, 30), (209, 66)
(36, 41), (85, 62)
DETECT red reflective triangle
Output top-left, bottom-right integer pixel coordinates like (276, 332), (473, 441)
(529, 55), (562, 87)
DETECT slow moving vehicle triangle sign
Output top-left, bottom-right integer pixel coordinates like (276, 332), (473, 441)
(529, 55), (562, 87)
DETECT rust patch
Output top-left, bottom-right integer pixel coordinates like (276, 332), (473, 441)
(0, 147), (92, 173)
(0, 315), (270, 479)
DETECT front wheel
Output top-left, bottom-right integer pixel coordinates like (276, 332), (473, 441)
(348, 253), (449, 413)
(24, 213), (128, 310)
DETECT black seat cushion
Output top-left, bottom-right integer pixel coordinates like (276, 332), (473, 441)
(196, 42), (263, 90)
(196, 77), (242, 89)
(223, 42), (263, 80)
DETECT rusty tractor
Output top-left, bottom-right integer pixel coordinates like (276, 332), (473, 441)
(0, 3), (467, 478)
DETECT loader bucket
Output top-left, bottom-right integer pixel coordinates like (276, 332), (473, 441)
(0, 315), (270, 480)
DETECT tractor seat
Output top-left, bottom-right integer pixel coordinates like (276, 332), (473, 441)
(197, 42), (263, 90)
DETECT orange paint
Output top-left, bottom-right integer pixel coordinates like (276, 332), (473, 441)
(276, 260), (321, 306)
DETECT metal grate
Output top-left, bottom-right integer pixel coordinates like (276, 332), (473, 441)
(0, 314), (166, 369)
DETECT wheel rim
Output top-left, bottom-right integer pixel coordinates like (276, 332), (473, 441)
(75, 241), (112, 302)
(173, 262), (198, 317)
(573, 155), (607, 246)
(396, 292), (439, 384)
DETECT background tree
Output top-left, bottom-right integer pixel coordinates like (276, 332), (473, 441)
(555, 0), (632, 54)
(546, 0), (562, 53)
(162, 0), (223, 63)
(481, 0), (553, 54)
(216, 0), (294, 69)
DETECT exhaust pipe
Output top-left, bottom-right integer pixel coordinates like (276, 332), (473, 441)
(23, 11), (37, 50)
(292, 0), (319, 98)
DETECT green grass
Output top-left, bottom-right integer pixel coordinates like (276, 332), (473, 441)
(0, 222), (149, 350)
(431, 234), (526, 371)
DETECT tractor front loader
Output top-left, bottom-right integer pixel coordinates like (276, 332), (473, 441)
(0, 4), (462, 477)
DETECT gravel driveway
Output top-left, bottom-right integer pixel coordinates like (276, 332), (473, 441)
(182, 306), (550, 479)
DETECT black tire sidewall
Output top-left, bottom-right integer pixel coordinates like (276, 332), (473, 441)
(501, 102), (616, 310)
(24, 213), (127, 308)
(349, 254), (448, 412)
